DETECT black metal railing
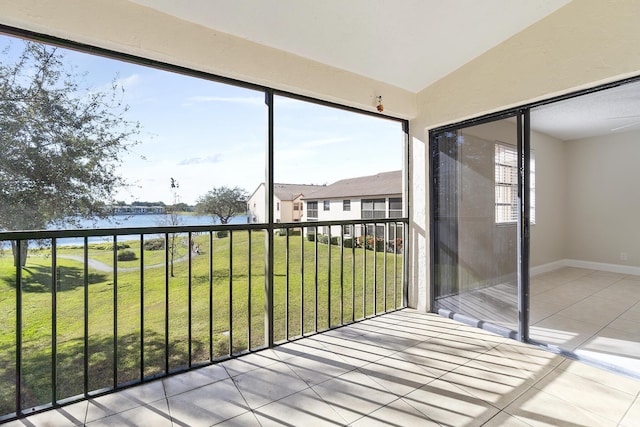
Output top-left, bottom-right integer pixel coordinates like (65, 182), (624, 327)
(0, 218), (407, 420)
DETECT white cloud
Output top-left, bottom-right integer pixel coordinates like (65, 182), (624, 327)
(177, 154), (222, 165)
(116, 73), (141, 89)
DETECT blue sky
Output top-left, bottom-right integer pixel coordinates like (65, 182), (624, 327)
(3, 34), (403, 205)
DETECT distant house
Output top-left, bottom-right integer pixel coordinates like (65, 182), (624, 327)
(246, 183), (326, 223)
(111, 205), (165, 215)
(302, 170), (402, 238)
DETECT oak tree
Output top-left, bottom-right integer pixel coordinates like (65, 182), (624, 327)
(0, 40), (140, 265)
(195, 186), (248, 225)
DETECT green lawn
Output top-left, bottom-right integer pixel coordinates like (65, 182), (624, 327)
(0, 231), (403, 413)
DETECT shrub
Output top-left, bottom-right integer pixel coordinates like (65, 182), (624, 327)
(389, 238), (403, 253)
(330, 236), (341, 246)
(94, 242), (130, 251)
(373, 238), (385, 252)
(277, 229), (301, 236)
(216, 230), (229, 238)
(358, 235), (385, 252)
(343, 238), (355, 248)
(306, 232), (315, 242)
(117, 249), (137, 261)
(143, 238), (165, 251)
(317, 234), (329, 244)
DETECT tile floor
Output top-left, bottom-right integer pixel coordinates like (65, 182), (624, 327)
(5, 309), (640, 426)
(435, 266), (640, 378)
(530, 267), (640, 377)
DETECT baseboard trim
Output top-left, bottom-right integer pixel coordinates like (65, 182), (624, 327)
(530, 260), (567, 276)
(531, 258), (640, 277)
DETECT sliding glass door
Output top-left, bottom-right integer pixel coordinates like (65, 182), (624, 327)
(431, 113), (530, 338)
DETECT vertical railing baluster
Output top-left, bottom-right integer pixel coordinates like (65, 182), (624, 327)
(228, 230), (233, 356)
(52, 238), (58, 405)
(140, 234), (144, 380)
(83, 237), (89, 396)
(393, 223), (397, 309)
(340, 226), (344, 326)
(314, 227), (318, 332)
(403, 220), (408, 308)
(300, 228), (304, 336)
(373, 223), (377, 315)
(362, 223), (367, 318)
(384, 222), (388, 313)
(351, 226), (355, 323)
(327, 227), (331, 329)
(285, 228), (289, 340)
(164, 232), (169, 374)
(188, 231), (192, 368)
(113, 236), (118, 387)
(248, 230), (252, 351)
(209, 232), (213, 361)
(394, 223), (399, 309)
(16, 239), (23, 415)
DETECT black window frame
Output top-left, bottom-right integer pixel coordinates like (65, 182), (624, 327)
(307, 201), (318, 219)
(361, 198), (386, 219)
(388, 197), (402, 218)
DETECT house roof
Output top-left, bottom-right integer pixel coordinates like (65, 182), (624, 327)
(273, 183), (326, 201)
(304, 170), (401, 200)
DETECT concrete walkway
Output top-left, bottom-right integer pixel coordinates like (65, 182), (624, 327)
(57, 253), (191, 272)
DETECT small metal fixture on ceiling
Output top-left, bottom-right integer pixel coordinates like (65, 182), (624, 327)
(376, 96), (384, 112)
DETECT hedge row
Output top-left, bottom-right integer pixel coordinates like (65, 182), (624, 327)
(305, 233), (402, 252)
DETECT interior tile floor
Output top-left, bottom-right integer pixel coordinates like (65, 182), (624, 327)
(5, 309), (640, 426)
(530, 267), (640, 378)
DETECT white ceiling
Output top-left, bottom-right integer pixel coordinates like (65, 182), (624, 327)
(531, 80), (640, 141)
(129, 0), (571, 92)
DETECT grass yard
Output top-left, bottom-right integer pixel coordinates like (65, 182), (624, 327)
(0, 231), (403, 414)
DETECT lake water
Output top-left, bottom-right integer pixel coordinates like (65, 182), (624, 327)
(78, 214), (248, 228)
(54, 214), (248, 246)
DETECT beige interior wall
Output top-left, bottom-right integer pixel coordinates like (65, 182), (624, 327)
(460, 120), (567, 280)
(454, 120), (640, 271)
(466, 121), (569, 269)
(529, 130), (567, 267)
(566, 130), (640, 266)
(0, 0), (416, 119)
(457, 128), (516, 287)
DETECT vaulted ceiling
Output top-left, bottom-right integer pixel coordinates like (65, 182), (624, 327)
(129, 0), (571, 93)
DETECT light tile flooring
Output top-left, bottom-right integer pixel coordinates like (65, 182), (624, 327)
(6, 309), (640, 426)
(531, 267), (640, 377)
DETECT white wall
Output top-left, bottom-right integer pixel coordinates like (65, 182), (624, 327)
(247, 184), (267, 223)
(313, 199), (362, 223)
(566, 130), (640, 267)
